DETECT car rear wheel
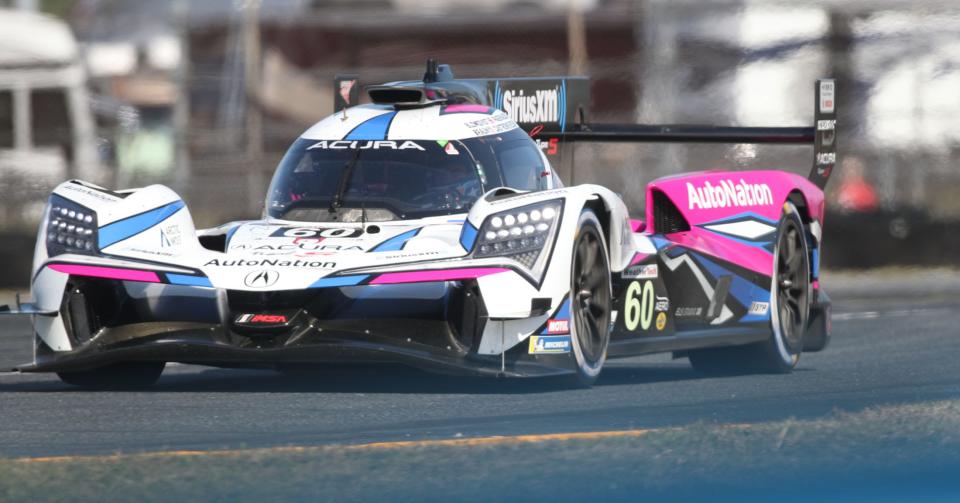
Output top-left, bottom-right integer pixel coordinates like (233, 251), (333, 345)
(57, 362), (165, 390)
(688, 202), (810, 374)
(566, 210), (612, 387)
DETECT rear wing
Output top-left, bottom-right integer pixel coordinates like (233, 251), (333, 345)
(557, 79), (837, 189)
(334, 61), (837, 189)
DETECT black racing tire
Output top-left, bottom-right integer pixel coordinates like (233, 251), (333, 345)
(565, 210), (613, 388)
(57, 362), (166, 390)
(689, 202), (810, 375)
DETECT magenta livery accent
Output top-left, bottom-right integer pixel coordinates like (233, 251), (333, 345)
(629, 253), (651, 266)
(670, 228), (774, 276)
(646, 170), (825, 229)
(441, 104), (494, 114)
(48, 263), (161, 283)
(370, 267), (509, 285)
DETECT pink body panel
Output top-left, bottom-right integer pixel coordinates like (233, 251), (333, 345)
(666, 227), (775, 276)
(48, 263), (161, 283)
(646, 170), (825, 228)
(644, 170), (826, 276)
(370, 267), (509, 285)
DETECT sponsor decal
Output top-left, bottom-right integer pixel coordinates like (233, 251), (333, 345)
(546, 319), (570, 335)
(502, 87), (560, 125)
(233, 243), (364, 253)
(656, 312), (667, 331)
(534, 137), (559, 155)
(205, 259), (336, 268)
(528, 335), (571, 354)
(675, 306), (703, 317)
(817, 119), (836, 131)
(749, 301), (770, 316)
(655, 295), (669, 312)
(486, 188), (567, 206)
(271, 227), (363, 239)
(437, 140), (460, 155)
(121, 247), (176, 257)
(244, 270), (279, 288)
(819, 80), (835, 113)
(306, 140), (425, 151)
(235, 313), (288, 324)
(60, 183), (118, 202)
(339, 79), (356, 105)
(623, 264), (658, 280)
(687, 179), (774, 210)
(160, 224), (181, 248)
(464, 113), (516, 136)
(816, 152), (836, 165)
(376, 250), (442, 261)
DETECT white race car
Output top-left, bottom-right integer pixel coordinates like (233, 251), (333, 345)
(1, 61), (836, 388)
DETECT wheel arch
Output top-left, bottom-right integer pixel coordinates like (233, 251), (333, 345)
(583, 196), (612, 248)
(786, 190), (812, 224)
(785, 189), (820, 281)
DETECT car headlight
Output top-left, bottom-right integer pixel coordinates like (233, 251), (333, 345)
(45, 195), (99, 257)
(473, 199), (563, 280)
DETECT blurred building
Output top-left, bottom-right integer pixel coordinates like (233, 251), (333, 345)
(2, 0), (960, 227)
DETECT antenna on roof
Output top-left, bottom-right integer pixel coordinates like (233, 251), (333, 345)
(423, 59), (439, 83)
(422, 59), (454, 83)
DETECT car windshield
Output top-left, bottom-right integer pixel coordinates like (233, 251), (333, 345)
(266, 128), (547, 222)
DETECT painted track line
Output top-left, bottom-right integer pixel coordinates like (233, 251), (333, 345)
(833, 307), (952, 321)
(14, 428), (681, 464)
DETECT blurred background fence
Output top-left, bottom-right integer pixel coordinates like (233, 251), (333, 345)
(1, 0), (958, 286)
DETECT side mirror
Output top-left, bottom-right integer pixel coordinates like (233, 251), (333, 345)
(630, 219), (646, 233)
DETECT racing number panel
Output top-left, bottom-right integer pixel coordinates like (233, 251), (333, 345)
(611, 259), (674, 340)
(611, 241), (773, 341)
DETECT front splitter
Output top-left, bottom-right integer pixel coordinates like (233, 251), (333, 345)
(18, 324), (574, 378)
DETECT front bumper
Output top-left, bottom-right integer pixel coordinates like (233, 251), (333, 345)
(22, 277), (574, 377)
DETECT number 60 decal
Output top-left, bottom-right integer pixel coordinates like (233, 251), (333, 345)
(624, 281), (655, 331)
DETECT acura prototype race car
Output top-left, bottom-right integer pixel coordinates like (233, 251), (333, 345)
(1, 61), (837, 388)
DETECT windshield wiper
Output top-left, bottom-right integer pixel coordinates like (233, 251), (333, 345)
(329, 147), (363, 220)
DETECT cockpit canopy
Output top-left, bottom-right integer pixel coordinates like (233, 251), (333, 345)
(266, 127), (551, 222)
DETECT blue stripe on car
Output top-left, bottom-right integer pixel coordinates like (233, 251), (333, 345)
(344, 111), (397, 140)
(98, 200), (185, 249)
(690, 252), (770, 313)
(812, 247), (820, 279)
(225, 224), (242, 248)
(459, 222), (478, 252)
(166, 274), (213, 287)
(559, 80), (567, 132)
(310, 275), (368, 288)
(372, 228), (421, 252)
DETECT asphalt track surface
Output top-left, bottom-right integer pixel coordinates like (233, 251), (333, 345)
(0, 271), (958, 459)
